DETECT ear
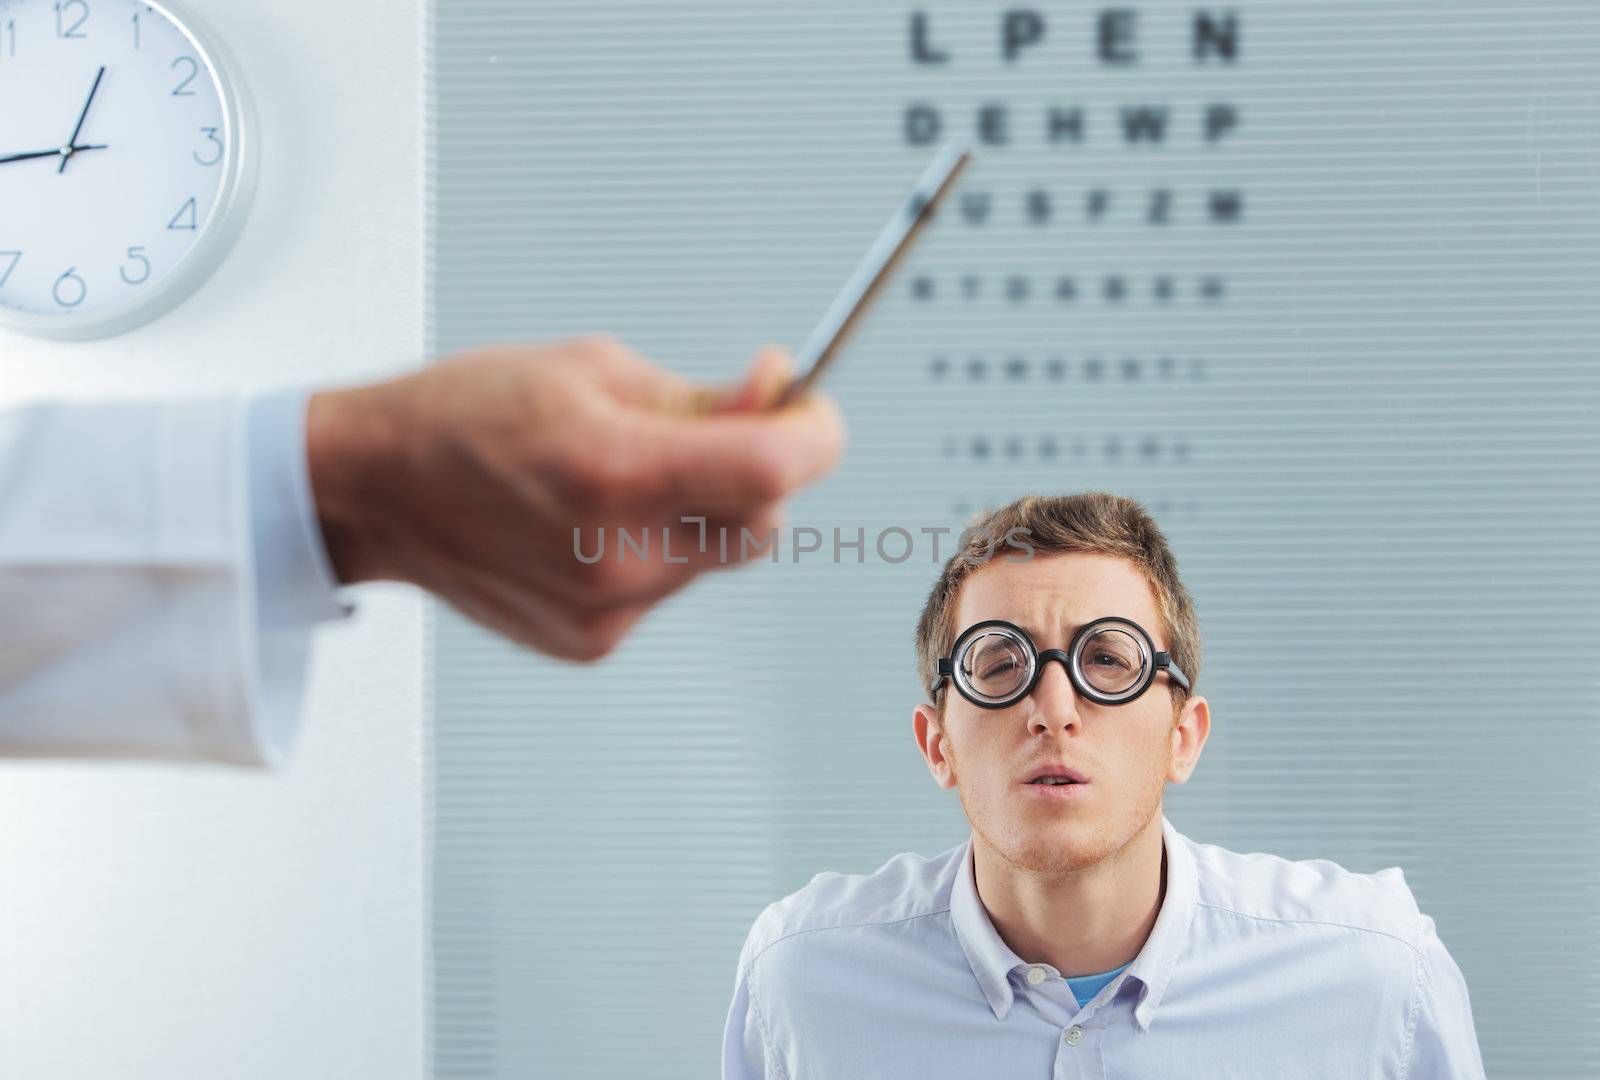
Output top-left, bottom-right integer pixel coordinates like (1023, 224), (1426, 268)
(1166, 694), (1211, 784)
(914, 702), (959, 790)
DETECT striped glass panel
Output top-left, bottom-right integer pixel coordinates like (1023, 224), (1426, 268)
(428, 3), (1600, 1076)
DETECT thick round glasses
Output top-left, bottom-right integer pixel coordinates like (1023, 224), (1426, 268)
(932, 616), (1190, 710)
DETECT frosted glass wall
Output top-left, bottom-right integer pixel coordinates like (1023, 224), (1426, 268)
(427, 3), (1600, 1075)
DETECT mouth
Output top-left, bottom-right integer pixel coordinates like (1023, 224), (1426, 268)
(1024, 768), (1088, 803)
(1020, 764), (1090, 800)
(1022, 765), (1090, 786)
(1021, 777), (1091, 799)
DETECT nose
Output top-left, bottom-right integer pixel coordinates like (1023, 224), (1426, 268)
(1025, 653), (1083, 735)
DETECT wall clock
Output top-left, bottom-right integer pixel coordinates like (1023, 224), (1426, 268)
(0, 0), (255, 340)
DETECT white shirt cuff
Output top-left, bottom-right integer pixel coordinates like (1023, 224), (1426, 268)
(244, 386), (356, 764)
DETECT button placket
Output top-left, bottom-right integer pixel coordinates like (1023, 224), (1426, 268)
(1053, 1021), (1106, 1080)
(1050, 989), (1112, 1079)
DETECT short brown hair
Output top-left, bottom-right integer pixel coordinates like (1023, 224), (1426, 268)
(914, 491), (1201, 719)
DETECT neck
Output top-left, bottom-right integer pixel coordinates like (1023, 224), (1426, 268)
(972, 811), (1166, 978)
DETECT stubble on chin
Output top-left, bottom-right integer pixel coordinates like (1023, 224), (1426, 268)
(958, 766), (1168, 880)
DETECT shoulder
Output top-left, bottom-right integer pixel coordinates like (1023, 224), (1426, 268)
(739, 843), (964, 970)
(1182, 831), (1426, 953)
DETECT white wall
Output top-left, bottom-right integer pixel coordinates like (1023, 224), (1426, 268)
(0, 0), (425, 1076)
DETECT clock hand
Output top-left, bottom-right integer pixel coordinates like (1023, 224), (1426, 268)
(57, 64), (106, 174)
(1, 149), (66, 164)
(0, 144), (108, 166)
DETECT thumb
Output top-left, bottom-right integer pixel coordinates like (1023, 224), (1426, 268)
(711, 346), (795, 414)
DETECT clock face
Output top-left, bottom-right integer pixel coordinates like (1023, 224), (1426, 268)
(0, 0), (253, 339)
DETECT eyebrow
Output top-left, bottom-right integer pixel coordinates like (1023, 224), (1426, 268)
(1016, 619), (1085, 644)
(1013, 616), (1146, 645)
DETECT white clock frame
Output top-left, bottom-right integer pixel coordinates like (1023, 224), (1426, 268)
(0, 0), (257, 341)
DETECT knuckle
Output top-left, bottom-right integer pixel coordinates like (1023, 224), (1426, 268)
(568, 549), (618, 591)
(582, 447), (630, 491)
(575, 543), (658, 600)
(569, 606), (638, 661)
(585, 448), (655, 510)
(818, 396), (848, 457)
(568, 635), (615, 664)
(750, 441), (794, 503)
(589, 552), (639, 596)
(759, 467), (791, 505)
(579, 332), (630, 365)
(557, 433), (639, 508)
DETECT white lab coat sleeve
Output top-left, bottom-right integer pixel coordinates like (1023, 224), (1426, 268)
(0, 389), (352, 767)
(1402, 912), (1487, 1080)
(722, 908), (783, 1080)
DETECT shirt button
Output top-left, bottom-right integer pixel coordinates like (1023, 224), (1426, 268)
(1026, 966), (1047, 985)
(1064, 1025), (1084, 1046)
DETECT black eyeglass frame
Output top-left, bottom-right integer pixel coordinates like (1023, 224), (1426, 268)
(932, 616), (1191, 710)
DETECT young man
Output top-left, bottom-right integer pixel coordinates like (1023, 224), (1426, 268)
(722, 491), (1486, 1078)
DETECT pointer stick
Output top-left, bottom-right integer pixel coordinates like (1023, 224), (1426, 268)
(769, 140), (973, 411)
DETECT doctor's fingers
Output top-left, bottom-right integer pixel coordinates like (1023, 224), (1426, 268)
(441, 504), (784, 660)
(616, 391), (847, 521)
(430, 548), (650, 662)
(534, 502), (789, 615)
(578, 333), (793, 418)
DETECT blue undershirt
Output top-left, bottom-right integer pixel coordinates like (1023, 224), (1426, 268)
(1065, 960), (1133, 1008)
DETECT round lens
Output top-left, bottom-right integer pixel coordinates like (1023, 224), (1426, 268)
(958, 628), (1034, 702)
(1076, 625), (1148, 697)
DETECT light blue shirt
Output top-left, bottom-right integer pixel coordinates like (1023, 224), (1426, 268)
(723, 813), (1486, 1078)
(243, 385), (354, 753)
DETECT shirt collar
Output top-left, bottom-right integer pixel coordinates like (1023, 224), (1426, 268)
(948, 812), (1197, 1031)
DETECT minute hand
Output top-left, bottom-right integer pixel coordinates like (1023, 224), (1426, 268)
(58, 64), (106, 174)
(1, 144), (107, 165)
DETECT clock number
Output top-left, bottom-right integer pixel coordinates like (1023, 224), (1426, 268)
(119, 246), (151, 285)
(53, 0), (88, 39)
(194, 126), (223, 166)
(53, 268), (87, 308)
(167, 197), (197, 231)
(171, 55), (198, 96)
(0, 251), (20, 288)
(132, 6), (154, 49)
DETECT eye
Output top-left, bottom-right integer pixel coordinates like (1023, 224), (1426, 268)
(981, 657), (1020, 680)
(1090, 651), (1130, 669)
